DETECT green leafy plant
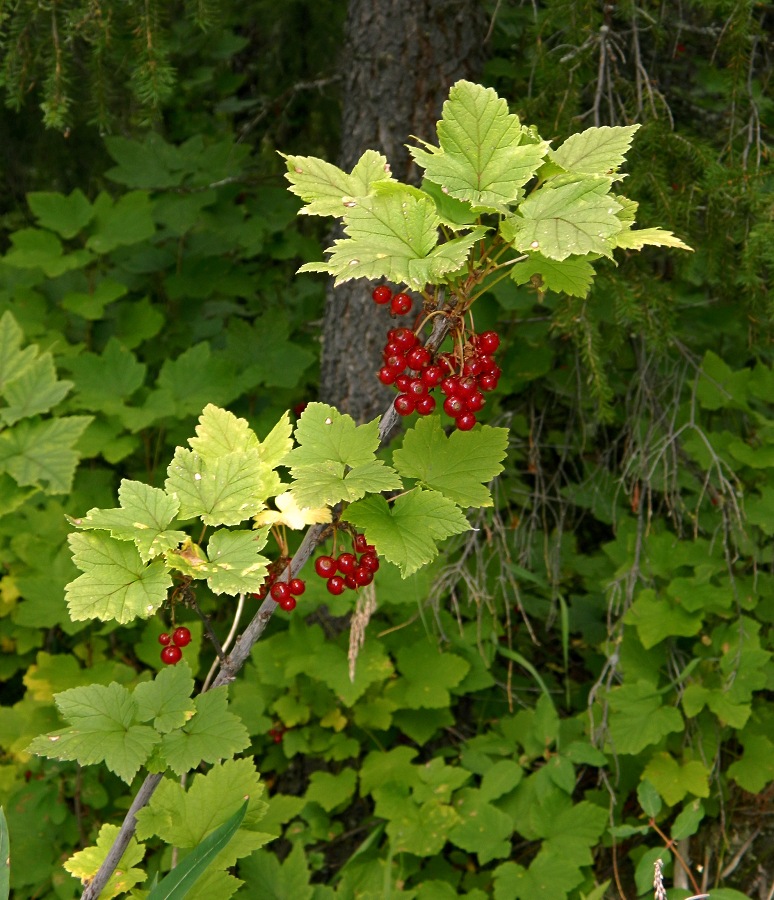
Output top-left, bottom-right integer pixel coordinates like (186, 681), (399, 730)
(11, 78), (735, 899)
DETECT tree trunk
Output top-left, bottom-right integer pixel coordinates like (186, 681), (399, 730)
(319, 0), (487, 421)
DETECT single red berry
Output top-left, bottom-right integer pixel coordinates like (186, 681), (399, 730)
(270, 582), (291, 603)
(391, 293), (412, 315)
(372, 285), (393, 305)
(456, 376), (477, 398)
(353, 566), (374, 586)
(327, 575), (346, 595)
(407, 378), (427, 398)
(359, 553), (380, 573)
(337, 552), (357, 575)
(289, 578), (306, 595)
(172, 626), (192, 648)
(344, 573), (358, 589)
(456, 412), (477, 431)
(158, 632), (171, 646)
(463, 358), (484, 377)
(161, 645), (183, 665)
(476, 331), (500, 354)
(353, 533), (369, 553)
(378, 366), (398, 385)
(395, 373), (412, 392)
(252, 585), (268, 600)
(279, 595), (297, 611)
(394, 394), (416, 416)
(477, 354), (498, 374)
(407, 346), (432, 370)
(383, 341), (403, 358)
(478, 373), (499, 392)
(384, 353), (406, 371)
(415, 394), (437, 416)
(438, 353), (456, 374)
(465, 391), (486, 412)
(443, 395), (465, 417)
(315, 556), (337, 578)
(421, 365), (444, 387)
(441, 376), (461, 396)
(392, 328), (417, 351)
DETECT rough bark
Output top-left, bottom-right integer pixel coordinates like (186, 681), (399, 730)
(319, 0), (487, 421)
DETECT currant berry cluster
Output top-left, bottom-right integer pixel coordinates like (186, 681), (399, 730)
(314, 532), (380, 595)
(158, 626), (191, 665)
(251, 558), (306, 612)
(267, 724), (287, 744)
(371, 284), (412, 316)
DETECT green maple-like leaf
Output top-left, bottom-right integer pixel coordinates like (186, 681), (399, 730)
(408, 80), (549, 209)
(71, 479), (187, 562)
(550, 124), (640, 175)
(493, 851), (585, 900)
(390, 639), (471, 709)
(511, 253), (595, 298)
(135, 758), (268, 859)
(642, 753), (710, 806)
(0, 415), (92, 493)
(63, 823), (145, 899)
(299, 187), (486, 289)
(448, 788), (513, 864)
(615, 227), (693, 251)
(27, 681), (160, 784)
(343, 488), (470, 576)
(188, 404), (261, 457)
(285, 402), (379, 469)
(0, 311), (38, 392)
(66, 531), (172, 624)
(290, 458), (402, 508)
(167, 529), (270, 595)
(605, 681), (684, 754)
(161, 687), (250, 776)
(503, 177), (623, 260)
(255, 411), (294, 469)
(133, 662), (196, 734)
(0, 353), (72, 426)
(282, 148), (394, 216)
(165, 446), (275, 526)
(392, 416), (508, 507)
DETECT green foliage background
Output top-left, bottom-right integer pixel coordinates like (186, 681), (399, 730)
(0, 0), (771, 898)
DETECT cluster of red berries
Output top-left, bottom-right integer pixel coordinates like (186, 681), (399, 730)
(372, 285), (502, 431)
(372, 284), (412, 316)
(267, 724), (287, 744)
(314, 532), (380, 595)
(159, 626), (192, 665)
(252, 566), (306, 612)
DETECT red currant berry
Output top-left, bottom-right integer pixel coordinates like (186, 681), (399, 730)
(456, 412), (477, 431)
(327, 576), (346, 595)
(477, 354), (498, 374)
(415, 394), (437, 416)
(476, 331), (500, 354)
(378, 366), (398, 385)
(354, 533), (369, 553)
(395, 373), (412, 392)
(172, 626), (192, 648)
(384, 354), (406, 371)
(392, 328), (417, 351)
(158, 632), (171, 646)
(270, 582), (291, 603)
(394, 394), (416, 416)
(391, 293), (412, 315)
(463, 358), (484, 377)
(443, 395), (465, 417)
(478, 373), (499, 392)
(421, 365), (444, 387)
(456, 376), (477, 398)
(289, 578), (306, 595)
(464, 391), (486, 412)
(337, 553), (357, 575)
(441, 376), (460, 396)
(360, 553), (380, 572)
(252, 586), (268, 600)
(354, 566), (373, 586)
(407, 346), (432, 370)
(438, 353), (456, 374)
(407, 378), (427, 398)
(315, 555), (337, 578)
(161, 645), (183, 665)
(344, 573), (358, 590)
(383, 341), (403, 358)
(279, 595), (297, 611)
(372, 285), (392, 305)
